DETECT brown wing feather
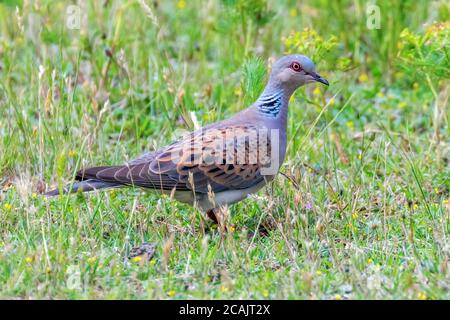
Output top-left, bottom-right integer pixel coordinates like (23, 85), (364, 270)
(77, 125), (273, 193)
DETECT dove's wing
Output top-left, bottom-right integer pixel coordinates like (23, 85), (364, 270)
(76, 124), (273, 194)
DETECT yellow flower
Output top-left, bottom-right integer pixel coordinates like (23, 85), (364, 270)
(357, 153), (362, 160)
(376, 91), (385, 98)
(328, 97), (335, 106)
(220, 285), (229, 293)
(25, 256), (34, 263)
(398, 101), (407, 109)
(3, 203), (12, 211)
(229, 225), (235, 233)
(167, 290), (176, 297)
(68, 150), (77, 157)
(131, 256), (142, 263)
(413, 82), (419, 89)
(262, 289), (269, 297)
(346, 121), (354, 130)
(313, 86), (321, 96)
(315, 270), (322, 276)
(31, 192), (37, 199)
(234, 87), (242, 96)
(150, 259), (156, 266)
(176, 0), (186, 10)
(289, 8), (297, 17)
(358, 73), (369, 83)
(352, 212), (358, 219)
(417, 292), (427, 300)
(443, 199), (449, 205)
(413, 204), (418, 210)
(367, 258), (373, 264)
(334, 294), (342, 300)
(87, 256), (97, 264)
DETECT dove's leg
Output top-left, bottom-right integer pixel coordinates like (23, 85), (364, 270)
(206, 209), (219, 224)
(206, 208), (230, 233)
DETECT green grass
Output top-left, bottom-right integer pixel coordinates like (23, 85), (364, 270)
(0, 0), (448, 299)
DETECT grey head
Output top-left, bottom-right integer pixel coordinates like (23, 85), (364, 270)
(267, 54), (329, 93)
(255, 54), (329, 118)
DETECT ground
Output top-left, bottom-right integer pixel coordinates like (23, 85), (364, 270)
(0, 0), (448, 299)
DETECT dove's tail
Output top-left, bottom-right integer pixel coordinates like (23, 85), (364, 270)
(44, 179), (121, 197)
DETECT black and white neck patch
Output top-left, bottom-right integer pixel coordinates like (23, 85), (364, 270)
(257, 92), (284, 117)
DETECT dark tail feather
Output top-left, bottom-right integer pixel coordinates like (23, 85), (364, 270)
(44, 179), (121, 197)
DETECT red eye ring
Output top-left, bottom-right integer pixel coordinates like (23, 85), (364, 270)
(290, 62), (302, 72)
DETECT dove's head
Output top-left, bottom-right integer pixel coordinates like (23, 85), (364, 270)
(269, 54), (329, 90)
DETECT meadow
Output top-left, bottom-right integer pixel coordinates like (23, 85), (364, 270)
(0, 0), (448, 299)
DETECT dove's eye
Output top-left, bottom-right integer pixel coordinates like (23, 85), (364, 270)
(290, 62), (302, 72)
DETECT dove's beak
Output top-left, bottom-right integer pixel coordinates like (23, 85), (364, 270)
(310, 72), (329, 86)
